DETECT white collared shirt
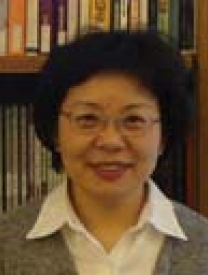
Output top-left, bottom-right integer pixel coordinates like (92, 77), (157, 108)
(27, 179), (187, 275)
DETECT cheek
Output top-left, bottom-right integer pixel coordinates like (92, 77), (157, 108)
(130, 132), (162, 171)
(57, 129), (91, 174)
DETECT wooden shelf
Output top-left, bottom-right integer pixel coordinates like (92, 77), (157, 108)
(0, 51), (196, 73)
(0, 55), (48, 73)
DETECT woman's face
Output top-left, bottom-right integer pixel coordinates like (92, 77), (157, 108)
(57, 73), (162, 202)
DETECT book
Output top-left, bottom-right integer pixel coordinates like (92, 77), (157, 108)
(112, 0), (120, 31)
(18, 105), (27, 205)
(169, 0), (179, 48)
(157, 0), (170, 35)
(139, 0), (149, 29)
(149, 0), (157, 30)
(0, 0), (8, 55)
(79, 0), (90, 35)
(25, 0), (39, 55)
(120, 0), (129, 30)
(179, 0), (196, 51)
(11, 105), (19, 208)
(0, 106), (3, 212)
(89, 0), (111, 31)
(66, 0), (79, 42)
(1, 106), (7, 212)
(8, 0), (26, 55)
(26, 104), (35, 202)
(129, 0), (140, 31)
(56, 0), (67, 45)
(5, 106), (13, 211)
(39, 0), (54, 53)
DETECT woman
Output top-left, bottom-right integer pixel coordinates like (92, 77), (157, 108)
(1, 30), (208, 274)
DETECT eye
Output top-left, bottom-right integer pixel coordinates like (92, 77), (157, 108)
(75, 113), (100, 128)
(123, 115), (147, 129)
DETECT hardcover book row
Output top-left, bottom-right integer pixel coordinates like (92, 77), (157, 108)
(0, 104), (67, 213)
(0, 0), (196, 56)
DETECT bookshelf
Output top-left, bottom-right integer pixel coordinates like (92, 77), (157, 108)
(196, 0), (208, 217)
(0, 56), (47, 73)
(1, 0), (207, 216)
(0, 52), (196, 73)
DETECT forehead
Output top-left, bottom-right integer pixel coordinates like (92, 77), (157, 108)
(62, 73), (159, 111)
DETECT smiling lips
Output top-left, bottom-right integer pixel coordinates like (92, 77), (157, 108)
(89, 162), (133, 182)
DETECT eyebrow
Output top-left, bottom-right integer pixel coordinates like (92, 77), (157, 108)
(67, 101), (157, 110)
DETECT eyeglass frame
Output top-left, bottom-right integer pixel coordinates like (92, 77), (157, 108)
(59, 107), (161, 137)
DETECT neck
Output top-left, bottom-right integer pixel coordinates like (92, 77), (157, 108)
(68, 181), (148, 251)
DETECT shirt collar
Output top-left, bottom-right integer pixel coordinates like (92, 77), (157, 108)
(26, 179), (187, 241)
(148, 179), (187, 240)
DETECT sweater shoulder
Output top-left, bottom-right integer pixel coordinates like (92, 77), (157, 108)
(0, 202), (41, 247)
(173, 201), (208, 243)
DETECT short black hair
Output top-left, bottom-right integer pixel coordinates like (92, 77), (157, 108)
(33, 29), (194, 172)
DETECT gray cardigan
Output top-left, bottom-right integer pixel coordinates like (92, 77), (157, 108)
(1, 202), (208, 275)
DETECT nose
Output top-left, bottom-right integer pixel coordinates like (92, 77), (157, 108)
(93, 122), (126, 151)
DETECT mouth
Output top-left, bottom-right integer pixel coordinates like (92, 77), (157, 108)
(88, 161), (134, 182)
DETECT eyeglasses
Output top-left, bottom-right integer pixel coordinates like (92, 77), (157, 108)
(60, 109), (160, 137)
(60, 108), (160, 137)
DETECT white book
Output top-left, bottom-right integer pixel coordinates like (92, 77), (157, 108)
(139, 0), (149, 29)
(79, 0), (90, 35)
(26, 0), (39, 55)
(0, 0), (8, 55)
(120, 0), (129, 30)
(67, 0), (79, 42)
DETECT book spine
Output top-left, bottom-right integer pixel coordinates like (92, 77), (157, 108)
(89, 0), (111, 31)
(39, 0), (53, 53)
(25, 0), (39, 55)
(179, 0), (195, 51)
(129, 0), (140, 31)
(35, 136), (43, 200)
(11, 105), (18, 208)
(66, 0), (79, 42)
(1, 106), (7, 212)
(8, 0), (26, 55)
(56, 0), (68, 45)
(5, 106), (13, 211)
(0, 106), (3, 212)
(120, 0), (129, 30)
(139, 0), (149, 29)
(149, 0), (157, 29)
(19, 105), (27, 204)
(169, 0), (179, 48)
(27, 104), (35, 202)
(112, 0), (120, 31)
(157, 0), (170, 35)
(0, 0), (8, 55)
(79, 0), (90, 35)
